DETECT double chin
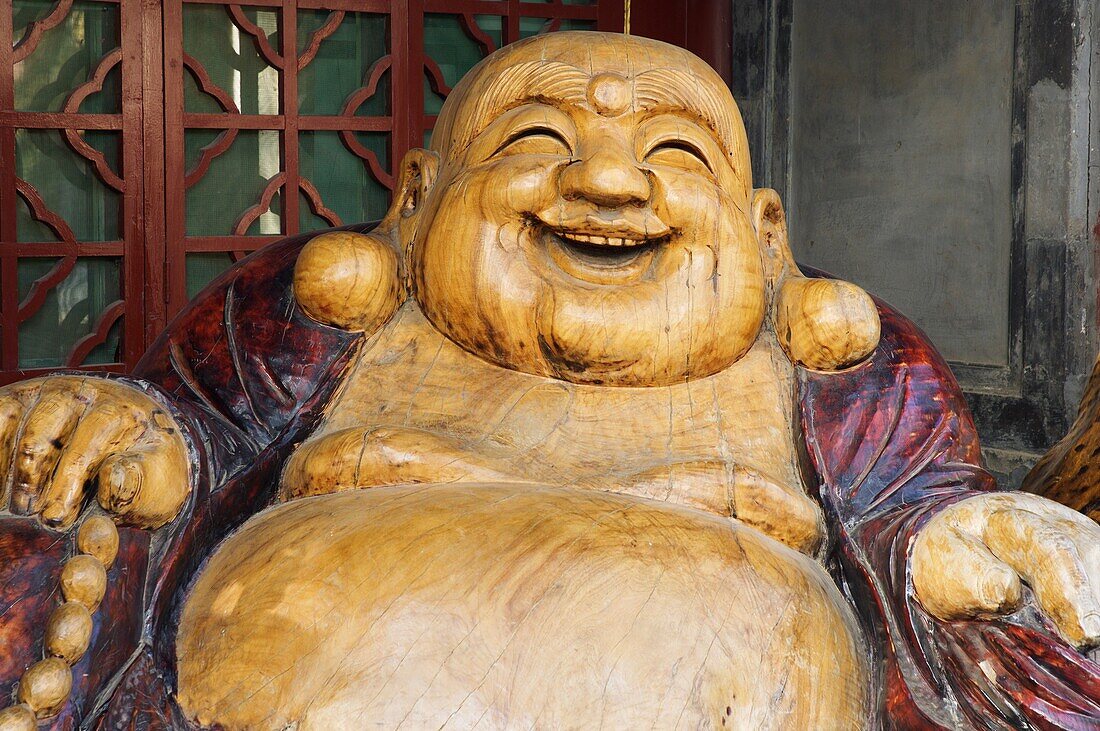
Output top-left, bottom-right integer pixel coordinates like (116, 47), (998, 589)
(532, 276), (756, 386)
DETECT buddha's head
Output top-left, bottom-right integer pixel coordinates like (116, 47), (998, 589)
(297, 32), (879, 385)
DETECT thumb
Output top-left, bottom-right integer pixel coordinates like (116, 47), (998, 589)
(912, 516), (1022, 621)
(97, 430), (189, 529)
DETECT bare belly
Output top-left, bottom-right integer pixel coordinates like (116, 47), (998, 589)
(176, 484), (869, 729)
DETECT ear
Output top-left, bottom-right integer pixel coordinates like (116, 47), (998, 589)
(380, 148), (440, 236)
(751, 188), (798, 285)
(751, 188), (881, 371)
(376, 148), (440, 294)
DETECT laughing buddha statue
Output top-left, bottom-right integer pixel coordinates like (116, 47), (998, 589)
(0, 32), (1097, 730)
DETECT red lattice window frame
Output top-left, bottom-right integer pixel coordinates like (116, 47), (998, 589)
(0, 0), (150, 384)
(161, 0), (622, 321)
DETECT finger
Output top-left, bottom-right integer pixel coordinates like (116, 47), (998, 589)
(912, 518), (1022, 621)
(10, 381), (92, 515)
(0, 395), (27, 505)
(984, 508), (1100, 648)
(97, 430), (189, 529)
(730, 465), (825, 555)
(37, 403), (145, 530)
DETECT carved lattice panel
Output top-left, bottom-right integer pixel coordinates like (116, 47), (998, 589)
(164, 0), (612, 318)
(165, 1), (395, 314)
(0, 0), (147, 383)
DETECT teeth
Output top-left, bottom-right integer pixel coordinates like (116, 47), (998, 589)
(560, 232), (644, 247)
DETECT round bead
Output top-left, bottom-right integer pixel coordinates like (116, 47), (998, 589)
(293, 231), (401, 331)
(60, 555), (107, 611)
(0, 705), (36, 731)
(17, 658), (71, 717)
(77, 515), (119, 568)
(44, 602), (93, 663)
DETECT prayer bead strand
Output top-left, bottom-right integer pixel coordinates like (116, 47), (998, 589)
(0, 516), (119, 729)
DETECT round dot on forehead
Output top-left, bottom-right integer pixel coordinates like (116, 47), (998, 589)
(587, 73), (631, 117)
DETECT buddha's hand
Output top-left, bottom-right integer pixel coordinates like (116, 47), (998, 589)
(0, 376), (190, 531)
(912, 491), (1100, 648)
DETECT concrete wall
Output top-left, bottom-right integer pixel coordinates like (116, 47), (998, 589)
(758, 0), (1098, 481)
(787, 1), (1014, 366)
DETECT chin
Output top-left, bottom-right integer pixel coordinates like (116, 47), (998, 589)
(528, 289), (750, 387)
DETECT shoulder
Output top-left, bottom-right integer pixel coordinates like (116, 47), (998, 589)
(132, 224), (378, 430)
(797, 266), (990, 516)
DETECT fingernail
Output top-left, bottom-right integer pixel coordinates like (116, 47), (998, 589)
(111, 462), (140, 504)
(40, 505), (61, 525)
(11, 486), (33, 515)
(981, 570), (1020, 610)
(1083, 613), (1100, 639)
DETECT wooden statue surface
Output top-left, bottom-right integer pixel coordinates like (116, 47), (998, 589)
(0, 31), (1096, 731)
(178, 484), (864, 728)
(174, 302), (847, 727)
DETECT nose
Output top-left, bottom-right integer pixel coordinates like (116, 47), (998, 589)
(559, 145), (650, 208)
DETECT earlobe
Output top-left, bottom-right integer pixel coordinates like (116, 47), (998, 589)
(293, 230), (404, 332)
(751, 188), (798, 285)
(752, 188), (881, 371)
(382, 148), (440, 230)
(774, 277), (880, 371)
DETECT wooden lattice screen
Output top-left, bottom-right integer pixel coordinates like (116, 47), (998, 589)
(0, 1), (148, 383)
(0, 0), (620, 384)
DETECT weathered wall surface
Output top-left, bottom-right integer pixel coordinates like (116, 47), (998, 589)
(759, 0), (1098, 482)
(787, 1), (1014, 366)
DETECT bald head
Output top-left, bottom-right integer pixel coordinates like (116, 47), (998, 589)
(430, 32), (752, 192)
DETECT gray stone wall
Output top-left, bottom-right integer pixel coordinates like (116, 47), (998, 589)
(737, 0), (1098, 483)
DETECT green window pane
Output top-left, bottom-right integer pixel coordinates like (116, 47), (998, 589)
(298, 11), (389, 116)
(18, 257), (121, 368)
(14, 0), (120, 112)
(183, 67), (226, 114)
(81, 315), (123, 366)
(298, 190), (328, 234)
(15, 129), (121, 242)
(183, 128), (222, 172)
(519, 17), (597, 38)
(185, 129), (283, 236)
(423, 14), (502, 115)
(299, 131), (390, 230)
(186, 253), (236, 300)
(183, 4), (280, 115)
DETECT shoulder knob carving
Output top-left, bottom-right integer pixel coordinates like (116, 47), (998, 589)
(293, 231), (403, 332)
(774, 276), (880, 371)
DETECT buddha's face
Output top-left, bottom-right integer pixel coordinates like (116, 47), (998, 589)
(408, 33), (766, 386)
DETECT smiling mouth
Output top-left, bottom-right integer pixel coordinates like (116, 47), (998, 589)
(543, 227), (666, 283)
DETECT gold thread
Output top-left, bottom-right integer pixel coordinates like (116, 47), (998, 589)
(624, 0), (631, 35)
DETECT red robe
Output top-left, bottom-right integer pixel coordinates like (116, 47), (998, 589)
(0, 227), (1096, 729)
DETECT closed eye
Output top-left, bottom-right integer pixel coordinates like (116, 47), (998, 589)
(645, 140), (713, 174)
(493, 126), (572, 157)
